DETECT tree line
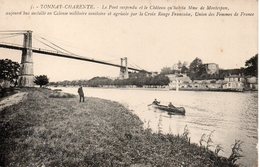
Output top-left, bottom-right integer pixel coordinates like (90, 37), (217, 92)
(160, 54), (258, 80)
(49, 73), (170, 87)
(0, 54), (257, 88)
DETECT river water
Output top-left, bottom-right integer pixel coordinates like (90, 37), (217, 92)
(54, 87), (258, 167)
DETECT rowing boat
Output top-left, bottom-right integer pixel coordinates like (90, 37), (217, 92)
(150, 104), (185, 115)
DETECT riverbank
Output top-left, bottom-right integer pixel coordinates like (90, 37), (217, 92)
(0, 88), (237, 166)
(52, 85), (257, 93)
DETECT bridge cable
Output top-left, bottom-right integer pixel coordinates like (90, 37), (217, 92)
(34, 33), (124, 62)
(0, 30), (27, 32)
(0, 32), (24, 36)
(132, 63), (143, 70)
(34, 33), (83, 49)
(34, 37), (64, 53)
(38, 36), (75, 55)
(32, 34), (146, 72)
(35, 35), (86, 56)
(34, 34), (128, 65)
(0, 33), (22, 40)
(129, 63), (143, 71)
(34, 35), (100, 60)
(33, 36), (101, 62)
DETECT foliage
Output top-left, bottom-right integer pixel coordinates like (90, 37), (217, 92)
(182, 125), (190, 141)
(182, 61), (189, 67)
(0, 59), (20, 86)
(160, 66), (173, 75)
(188, 57), (205, 80)
(244, 54), (258, 76)
(157, 115), (163, 134)
(199, 133), (206, 146)
(177, 60), (183, 69)
(228, 140), (244, 164)
(34, 75), (49, 87)
(205, 130), (214, 149)
(218, 68), (244, 79)
(150, 74), (170, 86)
(180, 66), (189, 74)
(49, 92), (76, 98)
(199, 131), (215, 149)
(87, 77), (113, 87)
(215, 144), (223, 155)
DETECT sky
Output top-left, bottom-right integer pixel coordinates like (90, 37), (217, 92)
(0, 0), (257, 81)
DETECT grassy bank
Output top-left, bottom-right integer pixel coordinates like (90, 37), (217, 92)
(0, 88), (236, 167)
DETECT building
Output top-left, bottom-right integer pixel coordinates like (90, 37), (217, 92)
(245, 76), (258, 90)
(219, 68), (243, 79)
(224, 75), (245, 82)
(166, 74), (192, 90)
(223, 75), (245, 91)
(204, 63), (219, 75)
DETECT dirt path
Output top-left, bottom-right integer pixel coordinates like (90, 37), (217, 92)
(0, 92), (28, 111)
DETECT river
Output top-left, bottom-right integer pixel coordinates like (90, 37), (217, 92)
(54, 87), (258, 167)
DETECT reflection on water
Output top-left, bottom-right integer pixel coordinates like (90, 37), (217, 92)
(56, 87), (258, 167)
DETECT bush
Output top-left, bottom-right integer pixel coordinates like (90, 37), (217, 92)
(49, 92), (76, 98)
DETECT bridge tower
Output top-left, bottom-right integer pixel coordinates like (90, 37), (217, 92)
(19, 30), (34, 87)
(119, 57), (129, 79)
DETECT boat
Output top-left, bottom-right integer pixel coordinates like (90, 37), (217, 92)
(150, 104), (185, 115)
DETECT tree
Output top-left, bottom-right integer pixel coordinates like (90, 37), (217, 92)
(87, 77), (113, 87)
(244, 54), (258, 77)
(182, 61), (189, 68)
(160, 67), (172, 75)
(0, 59), (20, 87)
(189, 57), (204, 80)
(181, 66), (189, 74)
(34, 75), (49, 87)
(151, 74), (170, 86)
(177, 60), (183, 70)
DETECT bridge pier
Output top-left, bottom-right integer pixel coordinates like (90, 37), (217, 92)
(119, 57), (129, 79)
(19, 31), (34, 87)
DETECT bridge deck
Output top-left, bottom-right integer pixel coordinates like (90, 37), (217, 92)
(0, 42), (150, 73)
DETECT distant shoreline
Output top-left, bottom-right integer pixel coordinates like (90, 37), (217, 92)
(51, 85), (257, 93)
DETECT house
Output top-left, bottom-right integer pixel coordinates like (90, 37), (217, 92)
(166, 74), (192, 89)
(245, 76), (258, 90)
(222, 75), (244, 91)
(219, 68), (243, 79)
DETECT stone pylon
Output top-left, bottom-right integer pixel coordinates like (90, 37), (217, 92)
(119, 57), (129, 79)
(19, 31), (34, 87)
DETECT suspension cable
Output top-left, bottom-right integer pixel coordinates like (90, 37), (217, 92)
(0, 30), (27, 33)
(0, 33), (22, 40)
(38, 36), (75, 55)
(34, 33), (126, 64)
(34, 35), (96, 60)
(34, 37), (63, 53)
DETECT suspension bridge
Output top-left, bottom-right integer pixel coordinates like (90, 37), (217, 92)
(0, 30), (151, 87)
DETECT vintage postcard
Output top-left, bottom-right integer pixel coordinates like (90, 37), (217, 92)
(0, 0), (257, 166)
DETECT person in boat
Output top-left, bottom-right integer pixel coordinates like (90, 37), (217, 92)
(152, 99), (160, 105)
(168, 102), (175, 108)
